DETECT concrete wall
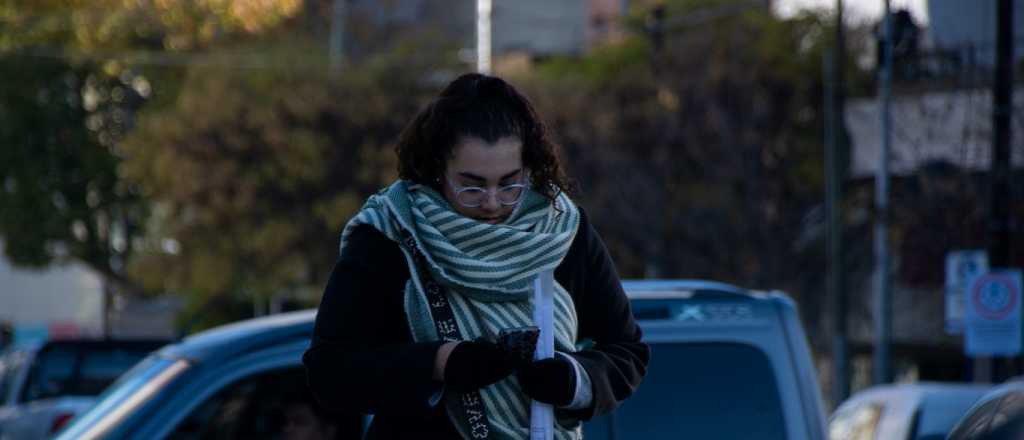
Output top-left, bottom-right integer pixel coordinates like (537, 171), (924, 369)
(492, 0), (589, 56)
(845, 90), (1024, 178)
(0, 244), (105, 341)
(0, 242), (182, 342)
(928, 0), (1024, 66)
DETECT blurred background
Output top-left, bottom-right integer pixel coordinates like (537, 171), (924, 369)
(0, 0), (1022, 412)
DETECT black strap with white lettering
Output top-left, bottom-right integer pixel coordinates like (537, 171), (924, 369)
(400, 230), (492, 440)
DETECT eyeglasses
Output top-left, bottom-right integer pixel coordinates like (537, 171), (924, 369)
(445, 173), (528, 208)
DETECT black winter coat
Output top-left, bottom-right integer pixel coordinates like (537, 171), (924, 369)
(302, 209), (649, 439)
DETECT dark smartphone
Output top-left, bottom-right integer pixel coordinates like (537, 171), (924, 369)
(497, 326), (540, 365)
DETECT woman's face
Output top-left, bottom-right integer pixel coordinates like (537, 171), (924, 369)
(443, 135), (525, 225)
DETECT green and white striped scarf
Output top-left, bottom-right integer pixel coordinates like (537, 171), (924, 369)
(341, 180), (583, 440)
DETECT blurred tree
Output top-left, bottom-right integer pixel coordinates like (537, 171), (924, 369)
(119, 49), (447, 330)
(0, 0), (313, 300)
(0, 0), (475, 331)
(517, 0), (873, 336)
(0, 0), (304, 52)
(0, 54), (149, 294)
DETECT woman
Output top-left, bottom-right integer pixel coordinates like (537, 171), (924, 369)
(303, 73), (648, 439)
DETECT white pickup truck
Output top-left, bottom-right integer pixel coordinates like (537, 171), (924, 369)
(0, 339), (166, 439)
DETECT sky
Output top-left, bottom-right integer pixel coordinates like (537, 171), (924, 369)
(774, 0), (930, 24)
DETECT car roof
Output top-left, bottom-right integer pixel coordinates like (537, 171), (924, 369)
(972, 379), (1024, 406)
(876, 382), (991, 396)
(163, 309), (317, 362)
(839, 382), (992, 407)
(623, 279), (748, 296)
(163, 279), (783, 362)
(623, 279), (793, 307)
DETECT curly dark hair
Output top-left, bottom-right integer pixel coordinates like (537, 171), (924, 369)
(396, 73), (571, 204)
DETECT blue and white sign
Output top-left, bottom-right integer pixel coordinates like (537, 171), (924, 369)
(965, 270), (1022, 357)
(945, 250), (988, 334)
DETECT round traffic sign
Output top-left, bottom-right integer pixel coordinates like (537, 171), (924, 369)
(971, 274), (1019, 320)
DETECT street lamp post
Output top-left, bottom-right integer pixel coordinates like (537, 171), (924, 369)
(874, 0), (893, 386)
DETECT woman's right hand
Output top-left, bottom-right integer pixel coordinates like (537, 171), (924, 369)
(440, 338), (521, 392)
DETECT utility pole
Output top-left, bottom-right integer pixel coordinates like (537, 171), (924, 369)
(988, 0), (1015, 381)
(477, 0), (493, 74)
(827, 0), (850, 405)
(991, 0), (1014, 283)
(874, 0), (893, 386)
(329, 0), (347, 71)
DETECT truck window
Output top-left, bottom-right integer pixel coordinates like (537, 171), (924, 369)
(609, 342), (787, 439)
(166, 367), (363, 440)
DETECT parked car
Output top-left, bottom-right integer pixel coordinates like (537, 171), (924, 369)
(54, 311), (363, 440)
(56, 279), (827, 440)
(946, 379), (1024, 440)
(0, 339), (167, 440)
(829, 383), (991, 440)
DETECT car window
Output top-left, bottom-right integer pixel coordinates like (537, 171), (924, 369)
(948, 391), (1024, 440)
(912, 391), (988, 440)
(829, 402), (883, 440)
(588, 342), (787, 440)
(23, 346), (77, 401)
(0, 356), (9, 404)
(166, 367), (362, 440)
(22, 344), (159, 402)
(76, 347), (153, 395)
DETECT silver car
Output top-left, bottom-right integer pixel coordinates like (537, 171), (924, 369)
(829, 383), (990, 440)
(0, 340), (165, 440)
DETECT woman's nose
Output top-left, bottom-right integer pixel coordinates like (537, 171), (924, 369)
(480, 191), (500, 211)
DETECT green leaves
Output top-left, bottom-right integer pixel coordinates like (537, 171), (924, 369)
(0, 0), (304, 53)
(1, 0), (874, 332)
(0, 53), (148, 297)
(521, 1), (863, 291)
(118, 57), (425, 311)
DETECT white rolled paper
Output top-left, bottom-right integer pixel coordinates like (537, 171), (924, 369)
(531, 270), (555, 440)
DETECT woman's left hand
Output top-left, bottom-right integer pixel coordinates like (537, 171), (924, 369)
(517, 356), (577, 406)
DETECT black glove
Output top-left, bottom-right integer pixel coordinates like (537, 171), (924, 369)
(444, 338), (521, 392)
(517, 355), (577, 407)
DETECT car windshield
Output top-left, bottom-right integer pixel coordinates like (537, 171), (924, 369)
(54, 355), (190, 439)
(585, 342), (787, 439)
(913, 391), (988, 438)
(23, 344), (161, 401)
(948, 390), (1024, 440)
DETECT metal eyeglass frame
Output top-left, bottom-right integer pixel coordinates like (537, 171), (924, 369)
(444, 172), (529, 208)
